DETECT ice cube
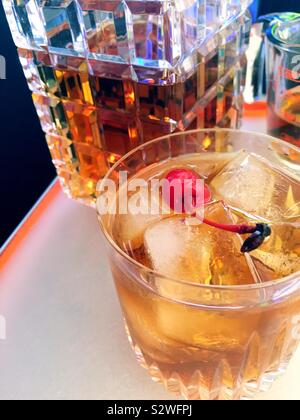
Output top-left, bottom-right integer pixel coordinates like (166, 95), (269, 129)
(144, 201), (258, 290)
(250, 221), (300, 280)
(113, 184), (171, 252)
(144, 216), (212, 285)
(210, 151), (300, 222)
(161, 153), (237, 181)
(155, 298), (260, 351)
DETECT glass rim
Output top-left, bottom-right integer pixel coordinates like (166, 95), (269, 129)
(266, 19), (300, 53)
(97, 128), (300, 292)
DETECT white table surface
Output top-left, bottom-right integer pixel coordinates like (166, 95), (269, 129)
(0, 116), (299, 400)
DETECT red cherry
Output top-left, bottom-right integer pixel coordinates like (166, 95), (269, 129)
(164, 169), (212, 213)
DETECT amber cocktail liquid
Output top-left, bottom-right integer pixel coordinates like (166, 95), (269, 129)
(98, 130), (300, 400)
(4, 0), (252, 205)
(268, 90), (300, 147)
(264, 14), (300, 146)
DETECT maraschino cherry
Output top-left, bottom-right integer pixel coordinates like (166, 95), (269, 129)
(164, 169), (271, 253)
(164, 168), (212, 212)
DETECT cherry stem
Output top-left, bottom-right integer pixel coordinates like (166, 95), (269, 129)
(163, 169), (271, 253)
(202, 218), (257, 235)
(192, 214), (271, 253)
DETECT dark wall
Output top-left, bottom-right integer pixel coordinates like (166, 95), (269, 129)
(0, 2), (55, 247)
(256, 1), (300, 17)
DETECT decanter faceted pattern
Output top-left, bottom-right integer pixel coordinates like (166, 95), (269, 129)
(3, 0), (252, 204)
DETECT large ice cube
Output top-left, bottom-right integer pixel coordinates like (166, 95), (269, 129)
(154, 298), (260, 351)
(210, 152), (300, 222)
(113, 184), (171, 252)
(144, 216), (212, 285)
(144, 201), (258, 289)
(159, 153), (237, 181)
(250, 221), (300, 280)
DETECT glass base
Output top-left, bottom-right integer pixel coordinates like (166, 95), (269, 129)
(125, 322), (295, 401)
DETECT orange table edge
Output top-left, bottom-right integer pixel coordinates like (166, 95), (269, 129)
(0, 179), (61, 268)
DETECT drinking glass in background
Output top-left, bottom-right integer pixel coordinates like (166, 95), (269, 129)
(246, 13), (300, 145)
(265, 14), (300, 146)
(97, 129), (300, 400)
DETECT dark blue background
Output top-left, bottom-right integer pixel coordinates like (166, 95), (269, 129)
(250, 0), (300, 19)
(0, 0), (299, 247)
(0, 2), (55, 247)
